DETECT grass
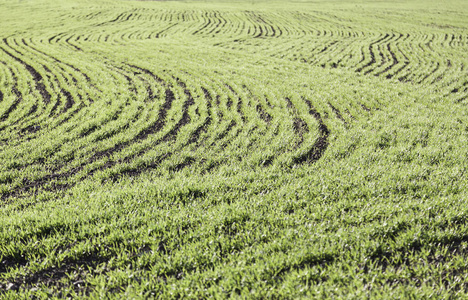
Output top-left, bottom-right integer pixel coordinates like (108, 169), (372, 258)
(0, 0), (468, 298)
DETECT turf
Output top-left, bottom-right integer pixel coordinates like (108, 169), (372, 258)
(1, 0), (468, 298)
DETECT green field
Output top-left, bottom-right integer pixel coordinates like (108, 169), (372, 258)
(1, 0), (468, 298)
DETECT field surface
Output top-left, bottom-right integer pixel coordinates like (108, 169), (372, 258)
(1, 0), (468, 298)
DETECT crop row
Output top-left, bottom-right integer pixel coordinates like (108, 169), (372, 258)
(32, 6), (468, 103)
(0, 35), (377, 204)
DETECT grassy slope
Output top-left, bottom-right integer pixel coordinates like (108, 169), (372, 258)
(0, 0), (468, 298)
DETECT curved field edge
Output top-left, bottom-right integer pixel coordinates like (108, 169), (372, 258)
(0, 0), (468, 298)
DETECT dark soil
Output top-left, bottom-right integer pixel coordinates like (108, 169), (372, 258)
(328, 102), (347, 125)
(0, 254), (109, 295)
(256, 104), (272, 123)
(293, 99), (329, 164)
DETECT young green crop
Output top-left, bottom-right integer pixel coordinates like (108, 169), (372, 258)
(0, 0), (468, 298)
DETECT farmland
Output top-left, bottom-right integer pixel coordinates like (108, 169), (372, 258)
(1, 0), (468, 297)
